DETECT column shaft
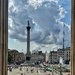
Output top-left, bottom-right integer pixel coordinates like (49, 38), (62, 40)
(0, 0), (8, 75)
(27, 30), (30, 53)
(71, 0), (75, 75)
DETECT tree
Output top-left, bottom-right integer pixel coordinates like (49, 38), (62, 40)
(8, 50), (13, 63)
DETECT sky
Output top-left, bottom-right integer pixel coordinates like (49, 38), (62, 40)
(8, 0), (71, 53)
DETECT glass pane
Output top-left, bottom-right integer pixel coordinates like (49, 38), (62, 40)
(8, 0), (71, 75)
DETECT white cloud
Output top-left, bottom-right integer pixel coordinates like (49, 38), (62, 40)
(31, 42), (41, 51)
(8, 0), (71, 51)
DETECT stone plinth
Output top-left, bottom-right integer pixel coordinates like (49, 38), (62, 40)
(25, 54), (31, 61)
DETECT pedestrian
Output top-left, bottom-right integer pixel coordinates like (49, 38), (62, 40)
(37, 70), (38, 73)
(26, 68), (28, 71)
(10, 67), (12, 72)
(21, 73), (23, 75)
(31, 69), (32, 73)
(20, 67), (22, 71)
(24, 73), (25, 75)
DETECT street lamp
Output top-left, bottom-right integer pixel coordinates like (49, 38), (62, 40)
(52, 69), (54, 75)
(52, 60), (54, 75)
(60, 63), (62, 75)
(52, 50), (54, 75)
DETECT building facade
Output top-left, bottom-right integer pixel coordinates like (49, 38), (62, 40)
(45, 51), (50, 63)
(31, 51), (45, 63)
(57, 49), (64, 63)
(50, 51), (58, 64)
(64, 47), (70, 64)
(49, 47), (70, 64)
(11, 50), (25, 64)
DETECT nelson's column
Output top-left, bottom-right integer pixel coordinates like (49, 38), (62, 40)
(25, 20), (31, 61)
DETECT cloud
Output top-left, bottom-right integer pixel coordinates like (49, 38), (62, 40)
(8, 0), (71, 48)
(31, 42), (41, 50)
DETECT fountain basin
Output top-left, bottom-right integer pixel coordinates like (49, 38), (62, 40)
(41, 66), (70, 72)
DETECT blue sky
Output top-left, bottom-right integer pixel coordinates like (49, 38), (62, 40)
(58, 0), (71, 25)
(8, 0), (71, 53)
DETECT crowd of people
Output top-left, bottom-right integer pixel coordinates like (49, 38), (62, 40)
(20, 67), (38, 73)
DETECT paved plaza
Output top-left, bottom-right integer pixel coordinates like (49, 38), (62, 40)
(8, 66), (70, 75)
(8, 66), (52, 75)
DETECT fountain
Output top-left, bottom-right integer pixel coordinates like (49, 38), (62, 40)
(55, 57), (70, 72)
(59, 57), (63, 75)
(41, 57), (70, 73)
(59, 57), (64, 65)
(59, 57), (67, 67)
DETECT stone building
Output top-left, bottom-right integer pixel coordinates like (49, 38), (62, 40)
(11, 50), (18, 63)
(17, 53), (25, 63)
(64, 47), (70, 64)
(31, 51), (45, 63)
(45, 51), (50, 63)
(57, 47), (70, 64)
(50, 51), (58, 64)
(11, 50), (25, 64)
(49, 47), (70, 64)
(57, 49), (64, 62)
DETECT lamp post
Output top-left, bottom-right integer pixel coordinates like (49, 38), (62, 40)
(52, 50), (54, 75)
(52, 66), (54, 75)
(60, 63), (62, 75)
(22, 49), (25, 75)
